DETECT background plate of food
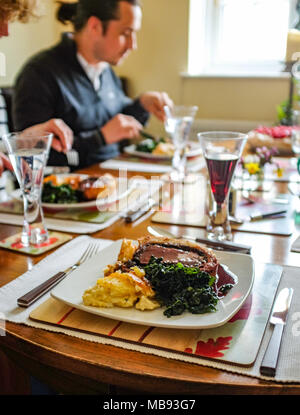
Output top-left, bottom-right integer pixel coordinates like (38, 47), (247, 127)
(12, 173), (133, 210)
(247, 125), (300, 155)
(123, 138), (202, 161)
(51, 237), (254, 329)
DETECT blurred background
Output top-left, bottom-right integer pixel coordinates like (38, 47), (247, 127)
(1, 0), (299, 138)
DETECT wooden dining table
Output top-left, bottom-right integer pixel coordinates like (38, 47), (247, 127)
(0, 162), (300, 396)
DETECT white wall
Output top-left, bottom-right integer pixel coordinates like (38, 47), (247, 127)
(0, 1), (59, 86)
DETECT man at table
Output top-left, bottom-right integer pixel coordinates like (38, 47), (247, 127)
(0, 0), (74, 176)
(13, 0), (173, 168)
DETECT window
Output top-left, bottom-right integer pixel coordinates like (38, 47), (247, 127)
(188, 0), (297, 75)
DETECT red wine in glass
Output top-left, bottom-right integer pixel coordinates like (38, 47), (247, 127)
(205, 154), (239, 204)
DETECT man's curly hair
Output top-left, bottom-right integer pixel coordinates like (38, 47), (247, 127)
(0, 0), (41, 23)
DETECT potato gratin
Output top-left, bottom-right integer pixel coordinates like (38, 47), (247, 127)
(82, 239), (160, 311)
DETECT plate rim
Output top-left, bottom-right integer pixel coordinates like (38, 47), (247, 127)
(50, 239), (255, 329)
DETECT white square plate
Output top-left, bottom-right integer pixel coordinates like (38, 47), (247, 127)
(51, 240), (254, 329)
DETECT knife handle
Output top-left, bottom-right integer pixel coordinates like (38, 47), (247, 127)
(260, 324), (284, 377)
(124, 201), (155, 223)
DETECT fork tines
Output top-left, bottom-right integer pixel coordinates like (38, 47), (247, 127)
(66, 149), (79, 166)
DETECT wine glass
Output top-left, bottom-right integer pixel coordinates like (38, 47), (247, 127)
(2, 131), (53, 247)
(198, 131), (247, 241)
(163, 105), (198, 182)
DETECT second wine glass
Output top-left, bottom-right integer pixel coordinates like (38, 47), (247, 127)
(198, 131), (247, 241)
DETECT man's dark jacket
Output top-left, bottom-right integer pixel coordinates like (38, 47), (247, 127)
(13, 34), (149, 168)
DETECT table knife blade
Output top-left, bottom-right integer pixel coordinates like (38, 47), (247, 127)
(260, 287), (293, 377)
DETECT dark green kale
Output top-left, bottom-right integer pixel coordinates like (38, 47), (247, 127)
(143, 257), (219, 318)
(218, 283), (234, 296)
(42, 181), (83, 204)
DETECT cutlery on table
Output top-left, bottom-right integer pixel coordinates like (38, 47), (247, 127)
(17, 241), (101, 308)
(229, 210), (287, 225)
(147, 225), (252, 254)
(66, 149), (80, 166)
(260, 287), (294, 377)
(44, 166), (70, 175)
(247, 210), (287, 222)
(123, 198), (156, 223)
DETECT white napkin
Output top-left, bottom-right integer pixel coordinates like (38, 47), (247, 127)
(291, 235), (300, 253)
(0, 236), (113, 323)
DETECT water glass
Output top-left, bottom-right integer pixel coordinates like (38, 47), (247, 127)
(164, 105), (198, 182)
(2, 132), (53, 247)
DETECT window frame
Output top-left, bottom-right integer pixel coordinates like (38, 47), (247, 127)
(187, 0), (297, 77)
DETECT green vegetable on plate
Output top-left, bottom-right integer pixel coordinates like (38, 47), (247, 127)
(143, 257), (219, 318)
(42, 182), (83, 204)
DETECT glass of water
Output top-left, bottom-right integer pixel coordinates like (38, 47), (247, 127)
(164, 105), (198, 182)
(2, 132), (53, 247)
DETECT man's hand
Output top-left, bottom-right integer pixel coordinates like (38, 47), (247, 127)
(0, 152), (13, 176)
(101, 114), (143, 144)
(23, 119), (74, 153)
(139, 92), (173, 122)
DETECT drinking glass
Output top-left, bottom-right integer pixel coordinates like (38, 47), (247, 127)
(164, 105), (198, 182)
(198, 131), (247, 241)
(291, 128), (300, 201)
(2, 132), (53, 247)
(291, 127), (300, 157)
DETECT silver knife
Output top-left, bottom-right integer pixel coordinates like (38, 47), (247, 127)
(260, 287), (294, 377)
(147, 225), (252, 254)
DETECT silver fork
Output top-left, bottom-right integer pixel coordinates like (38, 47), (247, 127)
(66, 149), (80, 166)
(17, 241), (101, 307)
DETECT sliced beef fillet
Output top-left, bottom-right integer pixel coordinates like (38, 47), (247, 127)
(131, 236), (219, 276)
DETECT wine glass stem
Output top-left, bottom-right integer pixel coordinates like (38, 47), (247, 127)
(214, 201), (228, 225)
(172, 148), (186, 179)
(22, 189), (47, 246)
(207, 199), (232, 241)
